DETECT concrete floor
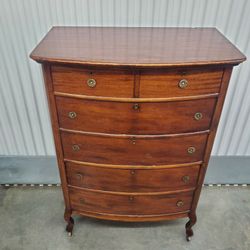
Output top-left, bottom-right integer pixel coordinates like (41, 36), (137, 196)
(0, 186), (250, 250)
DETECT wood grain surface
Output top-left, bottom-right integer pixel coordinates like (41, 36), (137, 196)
(61, 130), (208, 165)
(56, 96), (216, 134)
(139, 68), (223, 97)
(52, 65), (134, 97)
(66, 162), (200, 192)
(30, 27), (246, 67)
(69, 187), (193, 215)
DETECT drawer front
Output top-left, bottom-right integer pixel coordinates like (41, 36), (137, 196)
(69, 187), (193, 215)
(139, 69), (223, 98)
(61, 132), (207, 165)
(51, 66), (134, 97)
(66, 162), (200, 192)
(56, 97), (216, 134)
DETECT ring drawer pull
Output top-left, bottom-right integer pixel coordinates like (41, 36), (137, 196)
(176, 200), (184, 207)
(68, 111), (77, 119)
(76, 173), (84, 181)
(133, 103), (140, 110)
(182, 175), (190, 183)
(87, 78), (96, 88)
(187, 146), (196, 154)
(194, 112), (203, 120)
(72, 144), (80, 151)
(79, 198), (85, 204)
(178, 79), (188, 89)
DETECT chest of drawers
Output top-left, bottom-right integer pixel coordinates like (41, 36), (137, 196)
(30, 27), (245, 241)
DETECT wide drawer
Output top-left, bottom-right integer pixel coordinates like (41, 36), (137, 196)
(61, 131), (208, 165)
(69, 187), (193, 215)
(139, 68), (223, 98)
(56, 96), (216, 134)
(66, 162), (200, 192)
(51, 66), (134, 97)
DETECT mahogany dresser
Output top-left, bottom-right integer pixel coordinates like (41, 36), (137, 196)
(30, 27), (245, 240)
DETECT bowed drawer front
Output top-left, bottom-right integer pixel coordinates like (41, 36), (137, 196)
(69, 187), (194, 216)
(31, 27), (245, 240)
(61, 131), (208, 165)
(66, 162), (200, 192)
(56, 96), (216, 134)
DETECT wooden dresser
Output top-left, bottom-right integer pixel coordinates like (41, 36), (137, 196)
(30, 27), (245, 240)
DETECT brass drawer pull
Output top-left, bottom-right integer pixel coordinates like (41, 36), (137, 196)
(187, 146), (196, 154)
(72, 144), (80, 151)
(68, 111), (77, 119)
(131, 137), (136, 145)
(79, 198), (85, 204)
(194, 112), (203, 120)
(182, 175), (190, 183)
(87, 78), (96, 88)
(130, 170), (136, 175)
(178, 79), (188, 89)
(176, 200), (184, 207)
(133, 103), (140, 110)
(76, 173), (84, 181)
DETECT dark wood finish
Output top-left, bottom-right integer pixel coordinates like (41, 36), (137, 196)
(31, 27), (245, 240)
(185, 67), (233, 240)
(41, 64), (72, 232)
(185, 213), (197, 241)
(61, 131), (208, 165)
(51, 65), (134, 97)
(56, 96), (216, 134)
(69, 187), (193, 215)
(30, 27), (246, 67)
(65, 216), (74, 237)
(66, 162), (200, 192)
(139, 68), (223, 97)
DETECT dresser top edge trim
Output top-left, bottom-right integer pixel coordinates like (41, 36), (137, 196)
(31, 56), (245, 68)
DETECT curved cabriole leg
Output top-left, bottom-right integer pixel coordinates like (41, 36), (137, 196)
(64, 209), (74, 236)
(185, 213), (197, 241)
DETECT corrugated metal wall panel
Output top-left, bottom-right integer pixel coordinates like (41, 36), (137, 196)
(0, 0), (249, 156)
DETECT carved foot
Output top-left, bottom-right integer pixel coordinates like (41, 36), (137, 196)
(66, 217), (74, 236)
(64, 209), (74, 236)
(185, 213), (197, 241)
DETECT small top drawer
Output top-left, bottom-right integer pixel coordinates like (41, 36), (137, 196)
(51, 66), (134, 97)
(139, 68), (223, 98)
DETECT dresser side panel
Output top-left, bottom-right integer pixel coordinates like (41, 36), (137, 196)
(42, 64), (71, 211)
(190, 66), (233, 214)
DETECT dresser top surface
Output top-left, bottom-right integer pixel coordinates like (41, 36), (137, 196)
(30, 27), (245, 67)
